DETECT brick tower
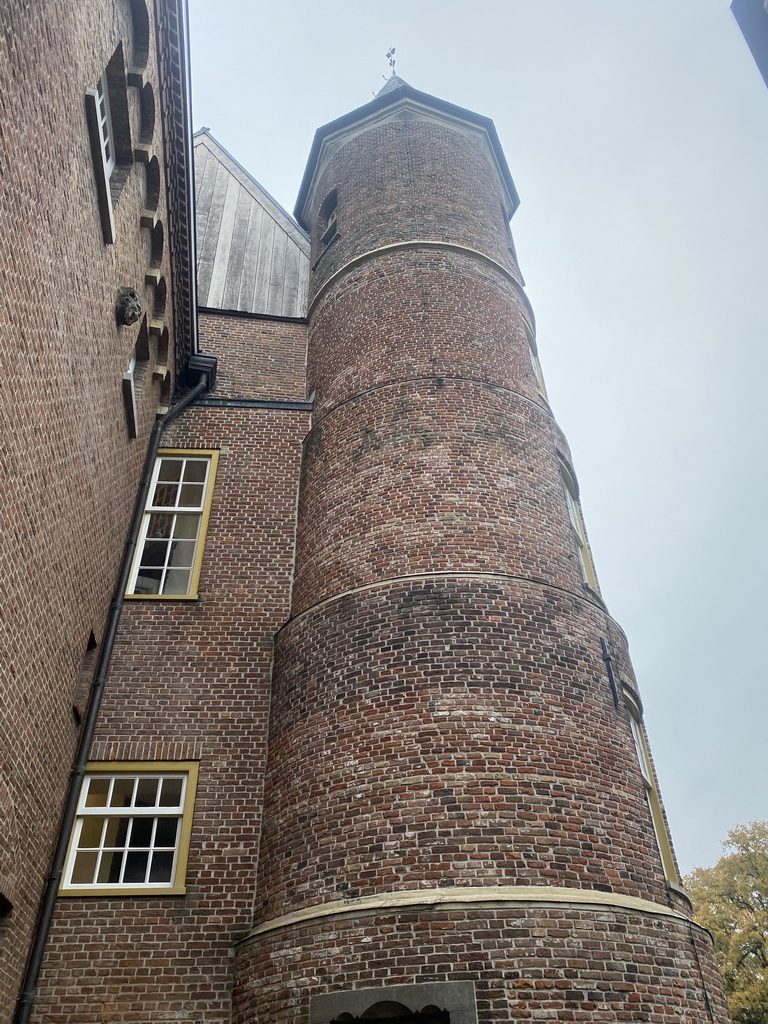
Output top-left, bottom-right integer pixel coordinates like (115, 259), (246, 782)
(235, 79), (729, 1022)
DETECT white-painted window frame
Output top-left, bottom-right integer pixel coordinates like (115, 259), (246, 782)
(95, 73), (116, 178)
(127, 450), (219, 599)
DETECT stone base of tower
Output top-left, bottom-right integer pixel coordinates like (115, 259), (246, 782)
(234, 900), (729, 1023)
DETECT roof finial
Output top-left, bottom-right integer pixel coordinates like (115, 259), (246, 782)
(386, 47), (396, 77)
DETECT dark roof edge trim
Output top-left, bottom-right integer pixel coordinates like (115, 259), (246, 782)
(190, 397), (314, 411)
(154, 0), (198, 371)
(178, 0), (198, 358)
(198, 305), (308, 325)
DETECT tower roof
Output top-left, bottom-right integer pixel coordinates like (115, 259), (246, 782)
(295, 80), (520, 231)
(376, 73), (410, 96)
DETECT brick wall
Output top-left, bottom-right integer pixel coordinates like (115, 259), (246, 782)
(241, 105), (727, 1020)
(198, 311), (307, 402)
(33, 317), (309, 1022)
(0, 0), (178, 1014)
(307, 121), (521, 303)
(236, 906), (730, 1024)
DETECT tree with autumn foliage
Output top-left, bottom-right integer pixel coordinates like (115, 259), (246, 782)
(686, 822), (768, 1024)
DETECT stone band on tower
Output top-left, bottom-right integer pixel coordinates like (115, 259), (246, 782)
(235, 81), (729, 1022)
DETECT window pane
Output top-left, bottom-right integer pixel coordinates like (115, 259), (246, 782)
(146, 513), (174, 538)
(179, 483), (205, 508)
(110, 778), (135, 807)
(141, 540), (169, 567)
(162, 569), (191, 595)
(134, 568), (162, 595)
(104, 816), (130, 848)
(173, 514), (200, 540)
(97, 850), (124, 884)
(153, 482), (179, 507)
(159, 778), (183, 807)
(155, 817), (178, 847)
(79, 816), (105, 849)
(157, 459), (183, 482)
(148, 851), (174, 883)
(135, 778), (159, 807)
(183, 460), (208, 483)
(85, 778), (110, 807)
(124, 851), (149, 883)
(129, 818), (154, 847)
(71, 851), (98, 884)
(168, 540), (196, 568)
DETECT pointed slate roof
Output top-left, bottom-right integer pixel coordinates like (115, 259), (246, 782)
(376, 74), (409, 97)
(194, 131), (310, 318)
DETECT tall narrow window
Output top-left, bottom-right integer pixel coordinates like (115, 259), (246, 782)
(60, 762), (198, 896)
(127, 450), (219, 598)
(84, 44), (132, 243)
(560, 466), (599, 592)
(524, 323), (547, 398)
(319, 189), (338, 247)
(624, 693), (679, 884)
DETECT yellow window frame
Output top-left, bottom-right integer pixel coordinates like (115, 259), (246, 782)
(126, 448), (219, 600)
(559, 461), (600, 593)
(59, 760), (199, 897)
(622, 692), (679, 885)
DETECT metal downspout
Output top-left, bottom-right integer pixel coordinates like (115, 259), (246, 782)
(13, 374), (210, 1024)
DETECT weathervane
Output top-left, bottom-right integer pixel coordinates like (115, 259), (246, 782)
(386, 47), (396, 77)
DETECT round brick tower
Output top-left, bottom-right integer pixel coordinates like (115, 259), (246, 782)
(235, 80), (729, 1024)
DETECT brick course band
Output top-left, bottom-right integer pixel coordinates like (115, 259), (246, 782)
(246, 884), (689, 938)
(306, 239), (535, 324)
(279, 569), (611, 632)
(313, 374), (554, 429)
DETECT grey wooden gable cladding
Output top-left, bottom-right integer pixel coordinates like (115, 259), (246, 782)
(194, 132), (310, 318)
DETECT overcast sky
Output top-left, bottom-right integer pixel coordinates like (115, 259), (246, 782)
(187, 0), (768, 875)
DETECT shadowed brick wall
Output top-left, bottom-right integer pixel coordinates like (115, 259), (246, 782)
(0, 0), (178, 1015)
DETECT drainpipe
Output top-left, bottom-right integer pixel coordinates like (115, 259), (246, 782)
(13, 371), (211, 1024)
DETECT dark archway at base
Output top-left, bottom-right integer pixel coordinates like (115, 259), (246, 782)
(332, 1001), (450, 1024)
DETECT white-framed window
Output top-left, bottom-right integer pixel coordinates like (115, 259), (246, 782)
(623, 693), (679, 884)
(560, 465), (599, 592)
(84, 44), (132, 243)
(60, 762), (198, 896)
(95, 73), (116, 178)
(127, 449), (219, 599)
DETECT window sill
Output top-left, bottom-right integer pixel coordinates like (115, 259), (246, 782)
(582, 582), (606, 609)
(59, 884), (186, 898)
(667, 879), (691, 904)
(124, 592), (200, 601)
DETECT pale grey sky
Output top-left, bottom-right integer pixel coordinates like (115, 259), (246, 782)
(187, 0), (768, 874)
